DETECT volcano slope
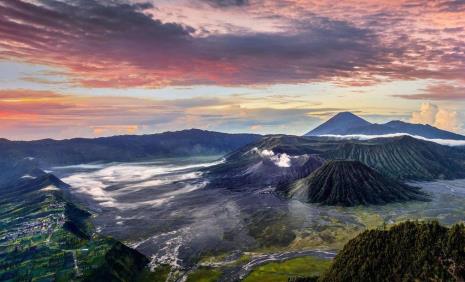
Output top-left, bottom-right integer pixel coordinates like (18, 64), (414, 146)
(206, 135), (465, 195)
(324, 135), (465, 181)
(285, 160), (429, 206)
(207, 135), (325, 189)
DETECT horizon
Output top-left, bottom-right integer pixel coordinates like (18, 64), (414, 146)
(2, 111), (465, 142)
(1, 0), (465, 140)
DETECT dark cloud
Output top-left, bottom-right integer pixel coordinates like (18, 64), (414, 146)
(435, 0), (465, 12)
(0, 0), (463, 88)
(201, 0), (249, 7)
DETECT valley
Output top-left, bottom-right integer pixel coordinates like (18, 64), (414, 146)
(2, 124), (465, 281)
(4, 0), (465, 280)
(51, 155), (465, 281)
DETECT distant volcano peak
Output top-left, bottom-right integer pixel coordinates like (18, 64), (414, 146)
(305, 112), (370, 136)
(305, 112), (465, 141)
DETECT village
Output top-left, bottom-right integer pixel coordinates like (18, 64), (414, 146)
(0, 203), (65, 243)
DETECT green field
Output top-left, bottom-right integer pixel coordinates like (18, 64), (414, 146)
(243, 256), (331, 282)
(186, 267), (223, 282)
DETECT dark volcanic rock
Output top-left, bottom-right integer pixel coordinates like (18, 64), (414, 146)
(325, 135), (465, 181)
(286, 160), (429, 206)
(206, 135), (326, 189)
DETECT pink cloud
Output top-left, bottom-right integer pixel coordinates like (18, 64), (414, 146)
(394, 83), (465, 100)
(1, 0), (463, 88)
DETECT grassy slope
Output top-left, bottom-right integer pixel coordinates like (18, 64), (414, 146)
(186, 267), (223, 282)
(244, 256), (331, 282)
(0, 172), (149, 281)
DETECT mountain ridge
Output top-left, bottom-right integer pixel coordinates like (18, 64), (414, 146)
(325, 135), (465, 180)
(0, 129), (261, 167)
(321, 221), (465, 281)
(305, 112), (465, 140)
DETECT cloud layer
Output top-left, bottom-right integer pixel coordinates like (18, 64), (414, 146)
(1, 0), (464, 88)
(0, 89), (327, 140)
(320, 133), (465, 147)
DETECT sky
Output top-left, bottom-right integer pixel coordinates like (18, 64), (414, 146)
(0, 0), (465, 140)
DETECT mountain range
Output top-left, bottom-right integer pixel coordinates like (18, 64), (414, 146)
(2, 124), (465, 280)
(208, 134), (465, 188)
(305, 112), (465, 140)
(0, 129), (260, 167)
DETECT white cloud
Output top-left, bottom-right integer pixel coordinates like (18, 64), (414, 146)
(62, 159), (223, 210)
(320, 133), (465, 146)
(250, 147), (293, 167)
(411, 102), (461, 132)
(272, 153), (291, 167)
(260, 149), (275, 157)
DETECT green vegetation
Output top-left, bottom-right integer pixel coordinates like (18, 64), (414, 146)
(85, 241), (149, 281)
(0, 163), (149, 281)
(186, 267), (222, 282)
(321, 221), (465, 281)
(136, 265), (171, 282)
(245, 210), (297, 249)
(243, 256), (331, 282)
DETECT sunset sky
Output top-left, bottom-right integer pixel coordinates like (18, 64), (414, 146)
(1, 0), (465, 140)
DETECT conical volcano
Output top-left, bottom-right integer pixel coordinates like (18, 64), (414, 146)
(305, 112), (371, 136)
(287, 160), (429, 206)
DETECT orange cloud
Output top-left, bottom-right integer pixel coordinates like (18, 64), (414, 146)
(92, 125), (139, 136)
(0, 89), (328, 140)
(0, 89), (61, 100)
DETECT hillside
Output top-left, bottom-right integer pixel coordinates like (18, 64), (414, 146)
(0, 129), (261, 167)
(324, 135), (465, 180)
(321, 221), (465, 282)
(286, 160), (428, 206)
(0, 161), (150, 281)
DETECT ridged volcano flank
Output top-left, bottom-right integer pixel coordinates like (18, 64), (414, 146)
(325, 135), (465, 180)
(287, 160), (428, 206)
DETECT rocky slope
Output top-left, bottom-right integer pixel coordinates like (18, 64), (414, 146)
(325, 135), (465, 180)
(286, 160), (428, 206)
